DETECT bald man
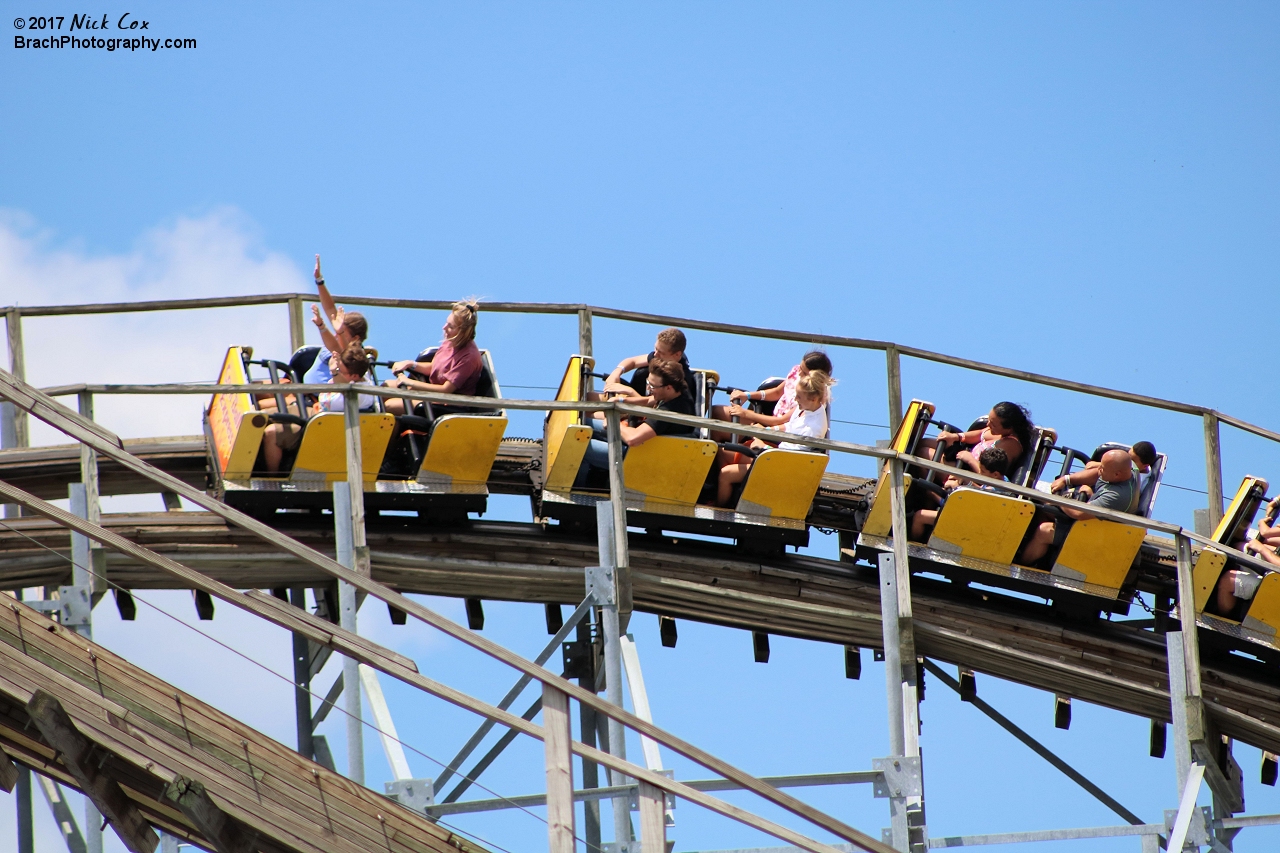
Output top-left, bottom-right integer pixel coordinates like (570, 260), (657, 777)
(1020, 450), (1140, 565)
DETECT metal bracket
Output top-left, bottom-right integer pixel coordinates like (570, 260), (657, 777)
(57, 585), (93, 629)
(584, 566), (616, 606)
(1165, 805), (1212, 848)
(873, 756), (921, 799)
(385, 777), (435, 815)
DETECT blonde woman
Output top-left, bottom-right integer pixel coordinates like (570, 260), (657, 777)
(383, 300), (483, 415)
(716, 370), (833, 506)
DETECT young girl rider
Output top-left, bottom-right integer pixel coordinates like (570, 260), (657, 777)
(715, 370), (833, 507)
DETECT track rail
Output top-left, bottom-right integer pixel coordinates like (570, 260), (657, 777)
(1, 512), (1276, 756)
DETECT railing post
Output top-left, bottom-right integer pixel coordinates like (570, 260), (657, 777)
(604, 408), (632, 625)
(542, 682), (576, 853)
(77, 391), (107, 602)
(288, 297), (307, 354)
(595, 500), (632, 851)
(885, 345), (903, 437)
(343, 390), (370, 577)
(878, 458), (926, 852)
(638, 781), (666, 853)
(5, 308), (26, 450)
(333, 481), (364, 786)
(1203, 412), (1224, 531)
(578, 307), (593, 358)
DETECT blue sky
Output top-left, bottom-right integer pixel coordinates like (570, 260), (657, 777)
(3, 3), (1279, 852)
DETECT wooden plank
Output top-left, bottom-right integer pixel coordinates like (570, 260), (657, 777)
(542, 684), (575, 853)
(163, 776), (260, 853)
(0, 608), (473, 853)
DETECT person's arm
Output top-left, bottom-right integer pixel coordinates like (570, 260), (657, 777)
(1258, 498), (1280, 537)
(1051, 465), (1102, 494)
(391, 375), (457, 395)
(605, 354), (649, 386)
(392, 359), (434, 376)
(728, 404), (789, 427)
(314, 255), (340, 323)
(730, 384), (785, 405)
(1245, 539), (1280, 568)
(619, 420), (656, 447)
(311, 305), (342, 355)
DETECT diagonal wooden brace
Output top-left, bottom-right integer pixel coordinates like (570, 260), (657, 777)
(26, 689), (159, 853)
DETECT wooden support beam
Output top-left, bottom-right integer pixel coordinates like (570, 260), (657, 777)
(542, 683), (576, 853)
(25, 689), (159, 853)
(0, 744), (19, 792)
(162, 776), (257, 853)
(639, 780), (667, 853)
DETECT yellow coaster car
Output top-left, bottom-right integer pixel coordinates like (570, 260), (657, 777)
(537, 355), (828, 549)
(1191, 476), (1280, 655)
(205, 346), (506, 520)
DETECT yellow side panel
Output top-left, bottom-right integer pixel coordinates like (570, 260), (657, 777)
(545, 424), (592, 493)
(208, 347), (257, 476)
(419, 416), (507, 488)
(1051, 519), (1145, 591)
(623, 437), (717, 506)
(862, 472), (911, 538)
(928, 489), (1036, 565)
(1192, 549), (1229, 613)
(544, 356), (593, 483)
(1213, 476), (1268, 543)
(737, 450), (828, 521)
(291, 413), (394, 484)
(1244, 573), (1280, 637)
(224, 411), (268, 479)
(891, 400), (934, 453)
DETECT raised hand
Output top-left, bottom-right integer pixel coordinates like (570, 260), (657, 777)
(314, 254), (323, 283)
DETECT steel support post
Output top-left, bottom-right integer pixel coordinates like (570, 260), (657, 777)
(333, 482), (364, 786)
(579, 612), (603, 852)
(543, 683), (576, 853)
(1202, 414), (1224, 532)
(287, 297), (307, 354)
(604, 409), (632, 626)
(885, 345), (903, 437)
(67, 483), (103, 853)
(878, 459), (924, 852)
(289, 587), (314, 761)
(596, 500), (632, 851)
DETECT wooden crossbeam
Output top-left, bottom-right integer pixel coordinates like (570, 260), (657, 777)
(26, 689), (159, 853)
(163, 776), (257, 853)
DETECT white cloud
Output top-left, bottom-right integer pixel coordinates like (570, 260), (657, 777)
(0, 208), (309, 444)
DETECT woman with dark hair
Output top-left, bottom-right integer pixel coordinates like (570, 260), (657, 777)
(933, 401), (1033, 473)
